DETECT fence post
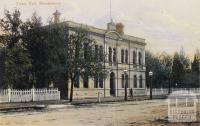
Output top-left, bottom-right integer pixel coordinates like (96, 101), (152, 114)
(8, 88), (11, 103)
(58, 90), (60, 100)
(32, 88), (35, 102)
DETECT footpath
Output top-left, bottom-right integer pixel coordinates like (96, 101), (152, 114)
(0, 95), (167, 112)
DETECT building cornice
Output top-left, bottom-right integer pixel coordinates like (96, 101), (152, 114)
(46, 21), (146, 46)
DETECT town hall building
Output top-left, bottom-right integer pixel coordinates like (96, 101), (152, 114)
(54, 11), (147, 99)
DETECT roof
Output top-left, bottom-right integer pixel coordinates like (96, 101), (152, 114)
(57, 21), (146, 45)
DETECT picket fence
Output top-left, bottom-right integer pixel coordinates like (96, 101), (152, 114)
(146, 88), (168, 96)
(0, 88), (60, 103)
(146, 88), (200, 96)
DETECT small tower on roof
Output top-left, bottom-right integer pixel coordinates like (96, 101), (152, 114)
(53, 10), (61, 24)
(107, 0), (116, 31)
(107, 19), (116, 31)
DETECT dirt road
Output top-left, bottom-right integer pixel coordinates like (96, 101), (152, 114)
(0, 99), (185, 126)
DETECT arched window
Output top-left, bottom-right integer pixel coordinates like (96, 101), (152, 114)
(133, 51), (136, 65)
(125, 49), (128, 64)
(99, 45), (104, 62)
(109, 47), (112, 63)
(139, 52), (142, 65)
(113, 48), (116, 63)
(121, 74), (124, 88)
(74, 74), (79, 88)
(134, 75), (137, 88)
(94, 75), (103, 88)
(95, 45), (99, 61)
(121, 49), (124, 63)
(84, 43), (88, 59)
(94, 76), (98, 88)
(99, 76), (103, 88)
(83, 75), (89, 88)
(125, 74), (129, 88)
(139, 75), (143, 88)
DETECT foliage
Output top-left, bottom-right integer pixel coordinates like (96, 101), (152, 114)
(145, 51), (172, 88)
(3, 45), (32, 88)
(190, 49), (200, 87)
(0, 10), (32, 89)
(22, 16), (105, 100)
(22, 14), (50, 88)
(192, 49), (200, 74)
(146, 47), (199, 89)
(172, 48), (190, 87)
(65, 28), (105, 102)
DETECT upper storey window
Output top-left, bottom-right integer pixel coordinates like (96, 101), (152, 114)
(99, 45), (104, 62)
(109, 47), (112, 63)
(121, 49), (124, 63)
(113, 48), (116, 63)
(139, 52), (142, 65)
(95, 45), (99, 60)
(133, 51), (136, 65)
(125, 49), (128, 64)
(84, 43), (88, 59)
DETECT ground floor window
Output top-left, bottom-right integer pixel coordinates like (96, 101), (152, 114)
(125, 74), (129, 88)
(94, 76), (98, 88)
(74, 75), (80, 88)
(94, 75), (104, 88)
(83, 75), (89, 88)
(121, 74), (124, 88)
(134, 75), (137, 88)
(139, 75), (143, 88)
(99, 77), (103, 88)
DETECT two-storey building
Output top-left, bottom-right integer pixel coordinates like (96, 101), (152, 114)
(62, 20), (146, 98)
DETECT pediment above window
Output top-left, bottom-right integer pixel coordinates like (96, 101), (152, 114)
(105, 31), (121, 40)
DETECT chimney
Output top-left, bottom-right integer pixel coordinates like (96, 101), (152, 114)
(53, 10), (61, 24)
(116, 23), (124, 34)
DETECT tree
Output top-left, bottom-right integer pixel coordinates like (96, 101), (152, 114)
(0, 10), (32, 88)
(0, 10), (22, 47)
(172, 48), (190, 88)
(146, 51), (173, 89)
(192, 49), (200, 74)
(21, 13), (50, 88)
(21, 13), (69, 98)
(65, 28), (105, 102)
(172, 52), (184, 87)
(179, 47), (190, 72)
(158, 52), (173, 93)
(145, 51), (162, 88)
(191, 49), (200, 87)
(45, 24), (69, 98)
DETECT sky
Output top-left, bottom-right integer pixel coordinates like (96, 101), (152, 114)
(0, 0), (200, 58)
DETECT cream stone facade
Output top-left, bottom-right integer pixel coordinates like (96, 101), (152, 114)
(64, 20), (146, 99)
